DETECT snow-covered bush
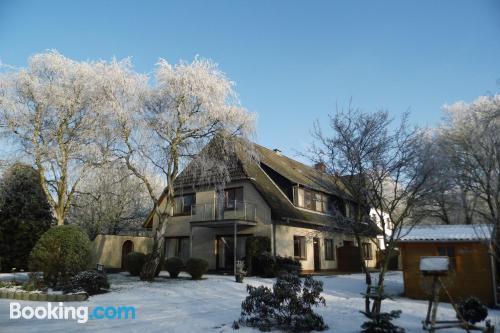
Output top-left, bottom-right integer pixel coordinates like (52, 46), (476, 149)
(164, 257), (184, 278)
(361, 310), (405, 333)
(185, 258), (209, 280)
(125, 252), (146, 276)
(239, 273), (328, 332)
(457, 297), (488, 324)
(29, 225), (91, 287)
(66, 270), (109, 295)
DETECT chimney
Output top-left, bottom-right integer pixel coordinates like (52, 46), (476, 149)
(273, 148), (282, 155)
(314, 162), (326, 173)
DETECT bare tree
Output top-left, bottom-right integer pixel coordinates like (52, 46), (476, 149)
(109, 58), (256, 281)
(67, 162), (155, 240)
(0, 51), (131, 225)
(310, 104), (433, 317)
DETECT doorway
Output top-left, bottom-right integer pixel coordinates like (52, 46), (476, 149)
(216, 235), (249, 272)
(121, 240), (134, 270)
(313, 238), (321, 272)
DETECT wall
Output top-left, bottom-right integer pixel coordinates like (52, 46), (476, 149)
(162, 179), (273, 270)
(400, 242), (494, 306)
(274, 224), (378, 271)
(91, 235), (153, 269)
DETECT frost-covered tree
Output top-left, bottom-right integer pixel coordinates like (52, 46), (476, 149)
(67, 162), (154, 240)
(0, 51), (134, 225)
(110, 58), (256, 281)
(310, 105), (433, 317)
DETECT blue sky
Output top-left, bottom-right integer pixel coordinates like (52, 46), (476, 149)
(1, 0), (499, 159)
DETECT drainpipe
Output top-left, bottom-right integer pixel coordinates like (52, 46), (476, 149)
(489, 242), (498, 306)
(272, 221), (276, 257)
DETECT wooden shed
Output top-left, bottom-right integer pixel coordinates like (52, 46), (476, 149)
(398, 224), (497, 306)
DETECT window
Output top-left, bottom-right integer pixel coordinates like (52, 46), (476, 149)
(224, 187), (243, 209)
(437, 246), (456, 270)
(325, 239), (335, 260)
(296, 187), (332, 213)
(173, 194), (196, 216)
(362, 243), (372, 260)
(294, 236), (307, 260)
(165, 237), (190, 260)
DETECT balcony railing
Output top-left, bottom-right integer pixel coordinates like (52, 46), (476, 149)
(190, 201), (257, 222)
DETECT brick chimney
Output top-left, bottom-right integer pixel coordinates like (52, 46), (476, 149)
(314, 162), (326, 173)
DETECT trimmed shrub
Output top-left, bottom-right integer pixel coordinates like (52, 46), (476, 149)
(125, 252), (146, 276)
(240, 273), (328, 332)
(275, 256), (301, 275)
(165, 257), (184, 278)
(185, 258), (209, 280)
(457, 297), (488, 324)
(245, 236), (271, 276)
(361, 310), (405, 333)
(254, 252), (301, 278)
(65, 270), (110, 295)
(29, 225), (91, 287)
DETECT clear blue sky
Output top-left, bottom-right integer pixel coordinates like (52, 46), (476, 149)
(1, 0), (499, 159)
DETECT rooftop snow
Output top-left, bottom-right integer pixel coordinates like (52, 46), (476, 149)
(399, 224), (493, 242)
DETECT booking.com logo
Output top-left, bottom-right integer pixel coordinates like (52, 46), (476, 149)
(10, 302), (136, 324)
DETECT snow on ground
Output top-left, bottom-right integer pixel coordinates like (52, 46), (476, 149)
(0, 271), (498, 333)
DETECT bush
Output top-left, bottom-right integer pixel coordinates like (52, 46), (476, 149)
(457, 297), (488, 324)
(275, 256), (301, 275)
(240, 273), (328, 332)
(361, 310), (405, 333)
(245, 236), (271, 276)
(29, 225), (91, 287)
(185, 258), (209, 280)
(0, 163), (53, 272)
(254, 252), (301, 278)
(125, 252), (147, 276)
(65, 270), (109, 295)
(165, 257), (184, 278)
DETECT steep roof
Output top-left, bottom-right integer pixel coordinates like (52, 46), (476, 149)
(253, 144), (351, 199)
(145, 138), (378, 235)
(399, 224), (493, 243)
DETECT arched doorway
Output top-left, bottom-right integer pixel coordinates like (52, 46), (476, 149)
(121, 240), (134, 270)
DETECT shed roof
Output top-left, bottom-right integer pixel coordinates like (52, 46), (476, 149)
(399, 224), (493, 243)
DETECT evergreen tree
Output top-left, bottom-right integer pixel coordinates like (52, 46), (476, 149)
(0, 163), (53, 271)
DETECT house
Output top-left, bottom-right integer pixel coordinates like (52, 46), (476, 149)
(93, 140), (380, 273)
(398, 224), (497, 306)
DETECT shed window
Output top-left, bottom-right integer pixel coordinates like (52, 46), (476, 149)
(294, 236), (307, 260)
(325, 239), (335, 260)
(437, 246), (456, 270)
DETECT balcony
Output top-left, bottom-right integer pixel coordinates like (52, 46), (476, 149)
(190, 201), (257, 226)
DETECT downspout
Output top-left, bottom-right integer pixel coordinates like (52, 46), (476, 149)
(272, 221), (276, 257)
(489, 242), (498, 307)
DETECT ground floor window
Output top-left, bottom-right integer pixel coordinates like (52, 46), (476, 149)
(294, 236), (307, 260)
(165, 237), (190, 260)
(362, 242), (372, 260)
(325, 238), (335, 260)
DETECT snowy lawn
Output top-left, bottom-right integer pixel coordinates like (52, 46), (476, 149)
(0, 271), (499, 332)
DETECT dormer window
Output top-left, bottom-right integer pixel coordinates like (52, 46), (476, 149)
(295, 187), (332, 213)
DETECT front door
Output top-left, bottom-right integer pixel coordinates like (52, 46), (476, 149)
(313, 238), (321, 272)
(216, 235), (248, 272)
(216, 236), (235, 272)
